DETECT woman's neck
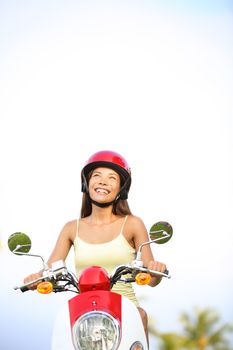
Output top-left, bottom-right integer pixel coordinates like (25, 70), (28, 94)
(87, 205), (118, 225)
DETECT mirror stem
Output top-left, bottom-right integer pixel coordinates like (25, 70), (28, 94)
(136, 230), (170, 261)
(13, 246), (48, 270)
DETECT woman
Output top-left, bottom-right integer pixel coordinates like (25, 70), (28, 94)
(24, 150), (167, 343)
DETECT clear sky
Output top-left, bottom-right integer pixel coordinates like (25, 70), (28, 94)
(0, 1), (233, 349)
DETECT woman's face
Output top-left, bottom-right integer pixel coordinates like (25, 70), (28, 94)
(88, 167), (121, 204)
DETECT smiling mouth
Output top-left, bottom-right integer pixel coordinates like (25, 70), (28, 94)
(95, 188), (110, 195)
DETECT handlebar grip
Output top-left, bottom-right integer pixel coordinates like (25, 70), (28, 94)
(20, 285), (30, 292)
(17, 280), (39, 292)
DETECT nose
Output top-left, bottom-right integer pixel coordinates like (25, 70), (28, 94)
(97, 174), (108, 185)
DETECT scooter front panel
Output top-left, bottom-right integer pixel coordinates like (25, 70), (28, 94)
(51, 292), (148, 350)
(69, 290), (121, 328)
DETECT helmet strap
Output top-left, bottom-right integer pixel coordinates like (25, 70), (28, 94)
(90, 199), (115, 208)
(81, 170), (88, 193)
(88, 193), (120, 208)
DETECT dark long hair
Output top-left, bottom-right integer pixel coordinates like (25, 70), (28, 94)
(80, 193), (132, 218)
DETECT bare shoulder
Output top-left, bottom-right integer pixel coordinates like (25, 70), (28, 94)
(60, 219), (77, 242)
(127, 214), (147, 230)
(126, 215), (150, 248)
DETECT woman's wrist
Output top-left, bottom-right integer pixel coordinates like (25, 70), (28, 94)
(149, 276), (162, 287)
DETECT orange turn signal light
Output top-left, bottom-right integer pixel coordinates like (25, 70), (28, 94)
(37, 281), (53, 294)
(135, 273), (151, 285)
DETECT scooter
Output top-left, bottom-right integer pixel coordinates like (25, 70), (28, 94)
(8, 221), (173, 350)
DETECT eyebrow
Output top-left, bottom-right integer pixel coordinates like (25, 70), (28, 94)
(92, 169), (118, 176)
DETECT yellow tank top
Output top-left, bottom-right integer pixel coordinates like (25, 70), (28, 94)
(73, 216), (139, 306)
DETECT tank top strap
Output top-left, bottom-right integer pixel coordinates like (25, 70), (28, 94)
(120, 215), (128, 234)
(76, 219), (80, 239)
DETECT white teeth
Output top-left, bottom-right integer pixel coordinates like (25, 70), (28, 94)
(96, 188), (108, 194)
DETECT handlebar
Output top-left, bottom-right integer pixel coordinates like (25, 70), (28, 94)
(110, 263), (170, 287)
(139, 266), (170, 278)
(14, 263), (78, 293)
(14, 262), (170, 293)
(14, 275), (46, 292)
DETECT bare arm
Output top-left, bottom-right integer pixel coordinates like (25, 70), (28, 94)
(23, 220), (75, 286)
(129, 216), (167, 287)
(47, 220), (75, 267)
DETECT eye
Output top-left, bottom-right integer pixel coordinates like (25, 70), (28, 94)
(91, 173), (100, 178)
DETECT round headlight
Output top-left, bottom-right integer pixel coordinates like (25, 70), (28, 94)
(72, 311), (121, 350)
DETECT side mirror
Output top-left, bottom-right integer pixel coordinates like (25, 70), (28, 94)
(149, 221), (173, 244)
(8, 232), (47, 269)
(8, 232), (32, 254)
(135, 221), (173, 262)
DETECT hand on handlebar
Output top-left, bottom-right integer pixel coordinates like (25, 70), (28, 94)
(147, 260), (168, 286)
(23, 271), (43, 290)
